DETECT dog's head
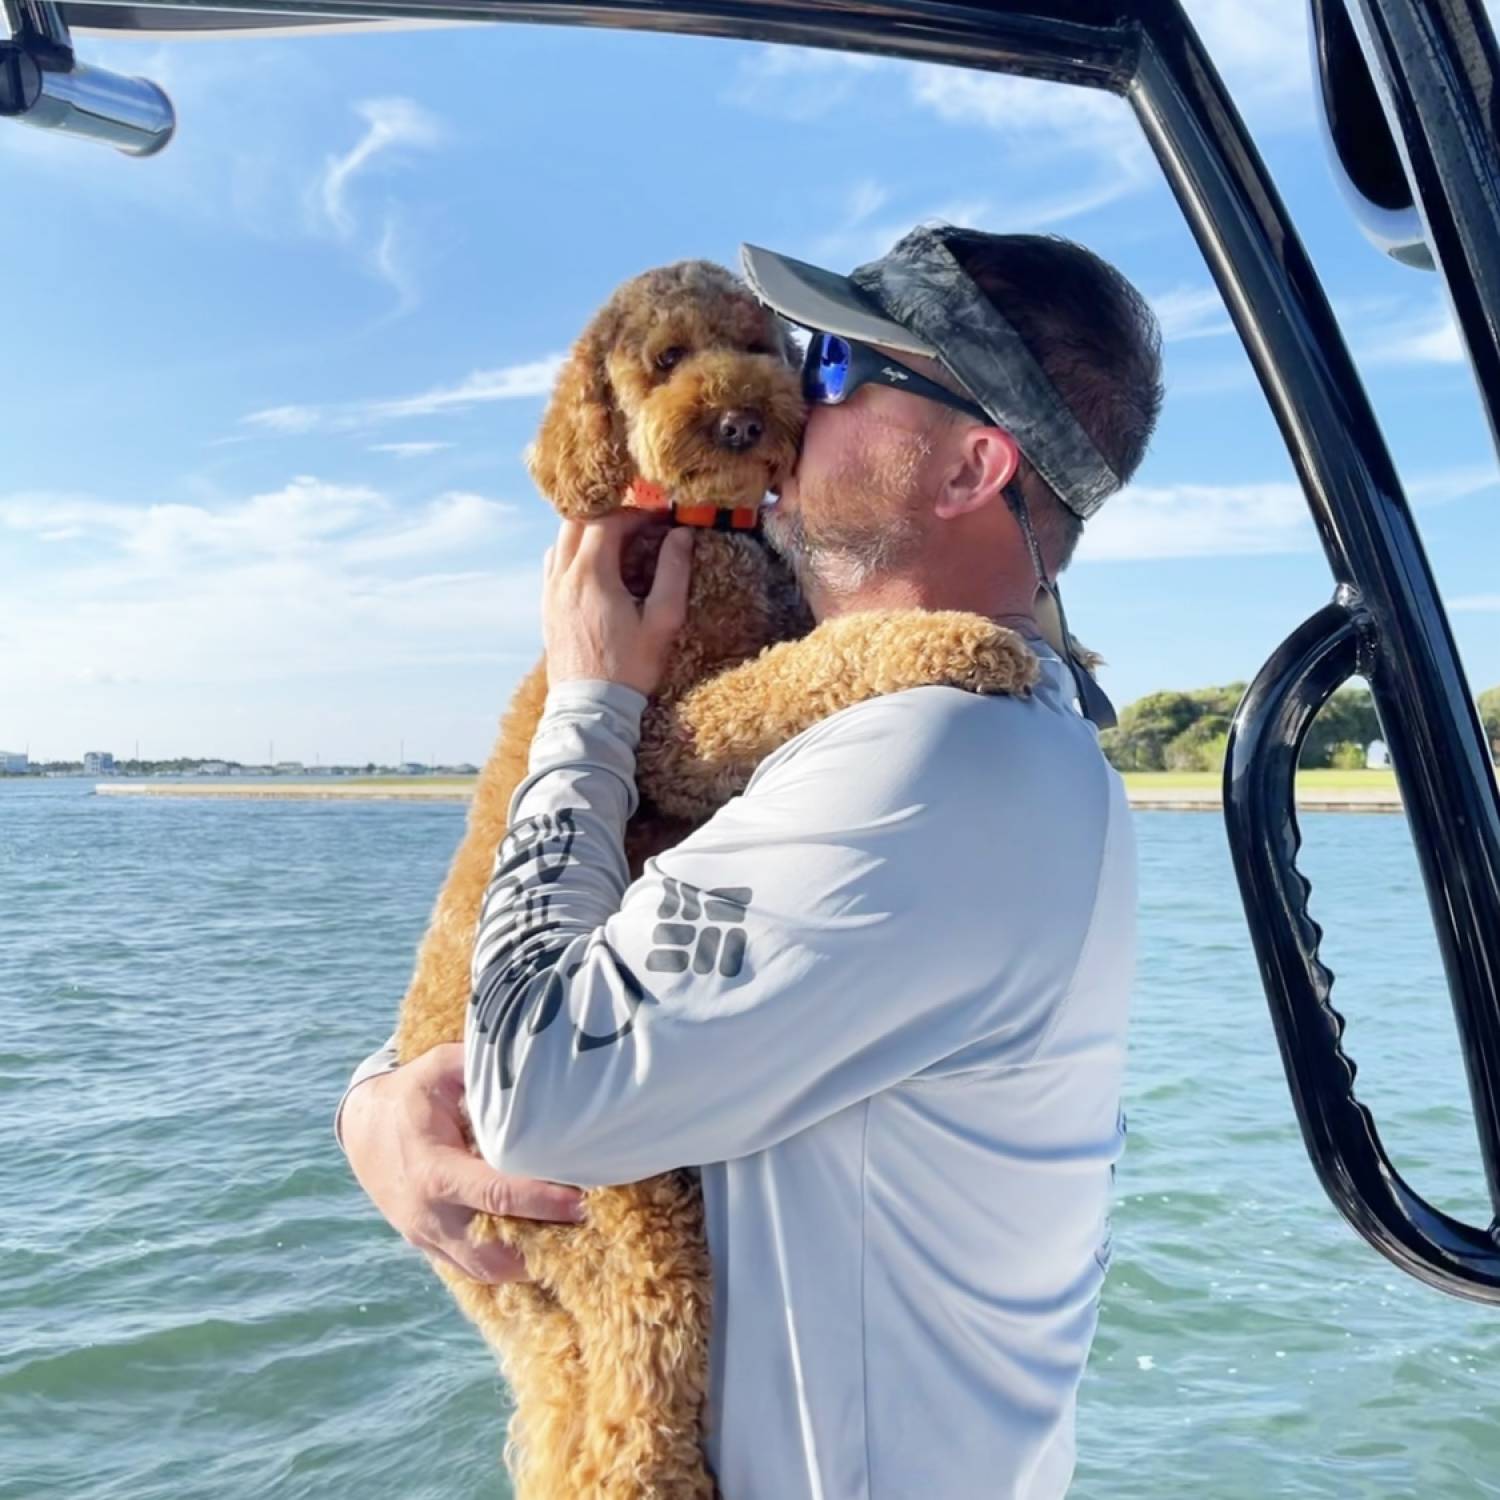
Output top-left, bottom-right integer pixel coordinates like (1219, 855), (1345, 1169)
(526, 260), (805, 519)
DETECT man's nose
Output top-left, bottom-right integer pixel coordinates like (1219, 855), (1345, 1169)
(715, 408), (764, 452)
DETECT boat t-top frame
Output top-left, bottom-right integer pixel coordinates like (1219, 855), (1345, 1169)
(8, 0), (1500, 1305)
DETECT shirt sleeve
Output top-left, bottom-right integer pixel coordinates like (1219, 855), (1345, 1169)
(464, 678), (1090, 1189)
(333, 1032), (400, 1152)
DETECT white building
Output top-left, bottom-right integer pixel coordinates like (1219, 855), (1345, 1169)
(83, 751), (115, 775)
(0, 750), (27, 774)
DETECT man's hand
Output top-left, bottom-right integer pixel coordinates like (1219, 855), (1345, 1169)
(341, 1042), (584, 1284)
(542, 509), (694, 698)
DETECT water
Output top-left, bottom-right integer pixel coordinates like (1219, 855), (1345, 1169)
(2, 780), (1496, 1499)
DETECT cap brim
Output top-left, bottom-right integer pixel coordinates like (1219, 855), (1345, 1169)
(740, 243), (937, 358)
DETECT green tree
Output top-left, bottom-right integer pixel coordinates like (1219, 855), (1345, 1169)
(1187, 683), (1247, 720)
(1328, 741), (1368, 770)
(1301, 684), (1380, 769)
(1098, 691), (1200, 771)
(1164, 716), (1231, 772)
(1478, 686), (1500, 760)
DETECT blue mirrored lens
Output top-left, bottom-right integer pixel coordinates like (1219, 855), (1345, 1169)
(808, 333), (850, 401)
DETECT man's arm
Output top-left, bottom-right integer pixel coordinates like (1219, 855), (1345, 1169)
(465, 678), (1084, 1188)
(333, 1032), (399, 1150)
(338, 1042), (585, 1283)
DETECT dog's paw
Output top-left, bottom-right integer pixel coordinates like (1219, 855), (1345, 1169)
(813, 609), (1041, 699)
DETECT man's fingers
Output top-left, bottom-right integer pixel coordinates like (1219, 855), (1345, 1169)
(467, 1241), (532, 1285)
(422, 1241), (529, 1286)
(434, 1148), (586, 1223)
(643, 526), (694, 634)
(575, 507), (652, 568)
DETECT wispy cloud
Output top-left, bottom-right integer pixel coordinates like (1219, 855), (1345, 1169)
(0, 479), (535, 693)
(1404, 466), (1498, 506)
(243, 406), (323, 435)
(1079, 462), (1498, 562)
(1079, 480), (1313, 561)
(370, 441), (454, 458)
(363, 359), (565, 419)
(908, 65), (1134, 152)
(1361, 301), (1465, 366)
(725, 46), (885, 120)
(239, 354), (564, 436)
(312, 98), (444, 313)
(1185, 0), (1318, 124)
(1152, 285), (1234, 342)
(794, 57), (1153, 266)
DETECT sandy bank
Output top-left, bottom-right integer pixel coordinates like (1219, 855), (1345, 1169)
(95, 780), (1405, 813)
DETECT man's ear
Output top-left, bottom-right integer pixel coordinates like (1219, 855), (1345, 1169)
(934, 426), (1020, 519)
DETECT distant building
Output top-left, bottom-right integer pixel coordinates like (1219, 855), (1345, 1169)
(197, 761), (229, 776)
(1366, 739), (1391, 769)
(400, 762), (428, 776)
(274, 761), (305, 774)
(83, 751), (115, 775)
(0, 750), (27, 774)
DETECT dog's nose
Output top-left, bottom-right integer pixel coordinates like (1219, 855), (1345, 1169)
(716, 409), (764, 452)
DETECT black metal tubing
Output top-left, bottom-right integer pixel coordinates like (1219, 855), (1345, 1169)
(60, 0), (1500, 1299)
(1226, 598), (1500, 1296)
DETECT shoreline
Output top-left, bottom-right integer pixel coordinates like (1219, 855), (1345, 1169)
(94, 781), (1406, 813)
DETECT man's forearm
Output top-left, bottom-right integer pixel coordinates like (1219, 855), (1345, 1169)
(473, 679), (645, 995)
(334, 1033), (400, 1151)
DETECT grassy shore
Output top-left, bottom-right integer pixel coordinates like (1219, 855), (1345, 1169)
(1123, 769), (1399, 793)
(96, 767), (1410, 810)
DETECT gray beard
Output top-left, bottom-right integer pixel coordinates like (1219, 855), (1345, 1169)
(762, 499), (921, 598)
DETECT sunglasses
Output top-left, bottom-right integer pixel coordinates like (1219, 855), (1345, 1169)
(802, 331), (992, 424)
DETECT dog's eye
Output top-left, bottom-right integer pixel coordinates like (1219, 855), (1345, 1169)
(654, 347), (686, 372)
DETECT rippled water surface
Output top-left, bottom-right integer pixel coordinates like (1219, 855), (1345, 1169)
(3, 780), (1496, 1499)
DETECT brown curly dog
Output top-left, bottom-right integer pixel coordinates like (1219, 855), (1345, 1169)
(391, 259), (1040, 1499)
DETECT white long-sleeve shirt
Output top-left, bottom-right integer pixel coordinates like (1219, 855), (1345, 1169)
(343, 637), (1135, 1499)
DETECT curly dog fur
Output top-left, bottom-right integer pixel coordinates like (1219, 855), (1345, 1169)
(391, 260), (1040, 1498)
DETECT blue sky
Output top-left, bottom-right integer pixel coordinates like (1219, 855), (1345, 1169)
(3, 0), (1499, 764)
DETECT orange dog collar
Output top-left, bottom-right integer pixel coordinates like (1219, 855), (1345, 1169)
(624, 478), (760, 531)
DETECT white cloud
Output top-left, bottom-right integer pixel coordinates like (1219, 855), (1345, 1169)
(370, 442), (454, 458)
(364, 358), (565, 419)
(342, 491), (520, 563)
(318, 97), (442, 236)
(846, 179), (890, 226)
(1404, 466), (1499, 506)
(1152, 285), (1234, 343)
(1361, 303), (1466, 366)
(909, 65), (1134, 152)
(1450, 595), (1500, 612)
(1078, 480), (1314, 561)
(1183, 0), (1316, 120)
(0, 476), (538, 697)
(1077, 460), (1498, 562)
(312, 97), (444, 311)
(238, 354), (564, 436)
(726, 46), (885, 120)
(242, 405), (323, 435)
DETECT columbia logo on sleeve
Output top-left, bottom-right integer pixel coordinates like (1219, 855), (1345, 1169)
(647, 877), (752, 977)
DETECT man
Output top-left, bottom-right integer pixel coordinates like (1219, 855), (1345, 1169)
(339, 224), (1163, 1497)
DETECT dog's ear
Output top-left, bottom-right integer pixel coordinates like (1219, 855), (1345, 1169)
(525, 321), (632, 518)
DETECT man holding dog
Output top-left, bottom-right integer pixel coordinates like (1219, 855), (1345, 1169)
(339, 224), (1162, 1497)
